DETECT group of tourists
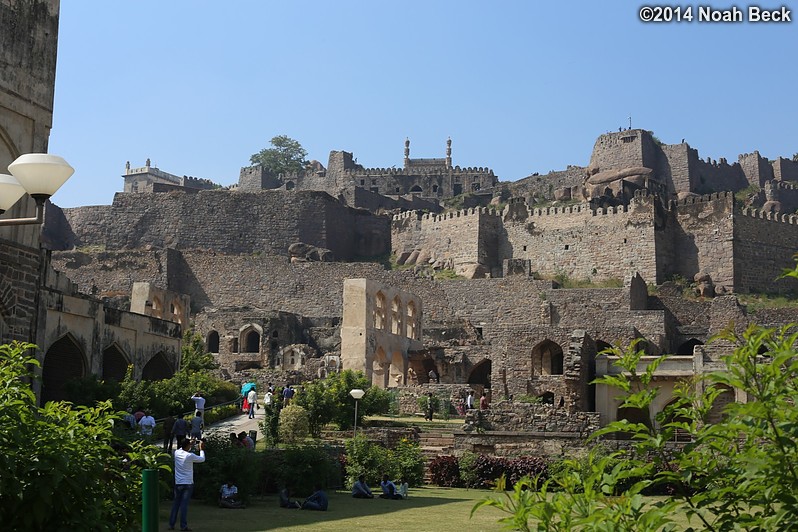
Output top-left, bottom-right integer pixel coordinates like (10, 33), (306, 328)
(351, 474), (408, 500)
(240, 381), (299, 418)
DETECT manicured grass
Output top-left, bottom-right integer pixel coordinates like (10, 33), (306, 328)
(158, 486), (505, 531)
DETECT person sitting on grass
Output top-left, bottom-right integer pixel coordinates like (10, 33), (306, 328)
(279, 487), (301, 509)
(397, 477), (409, 499)
(219, 479), (245, 509)
(301, 484), (328, 511)
(379, 474), (403, 500)
(351, 474), (374, 498)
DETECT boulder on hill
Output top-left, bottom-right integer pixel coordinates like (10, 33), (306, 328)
(587, 166), (654, 185)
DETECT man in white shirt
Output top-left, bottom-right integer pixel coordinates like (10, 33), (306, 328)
(168, 439), (206, 531)
(466, 390), (475, 410)
(138, 411), (156, 436)
(263, 390), (273, 407)
(246, 388), (257, 419)
(190, 392), (205, 417)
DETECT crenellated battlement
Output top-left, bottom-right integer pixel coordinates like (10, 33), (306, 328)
(673, 191), (734, 207)
(419, 206), (501, 223)
(766, 179), (798, 191)
(740, 207), (798, 224)
(343, 165), (495, 176)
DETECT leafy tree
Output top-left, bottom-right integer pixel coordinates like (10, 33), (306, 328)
(295, 369), (391, 432)
(249, 135), (308, 176)
(0, 342), (168, 531)
(180, 329), (218, 373)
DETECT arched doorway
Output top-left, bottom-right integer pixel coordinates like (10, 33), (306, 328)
(243, 329), (260, 353)
(467, 358), (492, 389)
(41, 335), (86, 404)
(539, 391), (555, 405)
(616, 406), (652, 439)
(410, 185), (423, 193)
(142, 351), (174, 381)
(676, 338), (703, 355)
(531, 340), (564, 376)
(102, 344), (128, 382)
(372, 347), (389, 388)
(206, 330), (220, 353)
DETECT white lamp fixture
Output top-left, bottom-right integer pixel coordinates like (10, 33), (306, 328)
(350, 388), (366, 438)
(0, 153), (74, 226)
(349, 388), (366, 400)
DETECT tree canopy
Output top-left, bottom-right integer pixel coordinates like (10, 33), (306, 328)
(249, 135), (308, 176)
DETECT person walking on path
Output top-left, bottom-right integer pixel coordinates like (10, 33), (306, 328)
(172, 415), (189, 449)
(190, 411), (204, 440)
(425, 392), (435, 422)
(162, 413), (176, 452)
(168, 438), (206, 531)
(479, 391), (489, 410)
(138, 410), (156, 437)
(190, 392), (206, 417)
(247, 387), (258, 419)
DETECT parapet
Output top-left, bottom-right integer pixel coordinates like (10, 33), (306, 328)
(740, 207), (798, 224)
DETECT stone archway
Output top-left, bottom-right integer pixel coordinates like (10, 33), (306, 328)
(206, 330), (220, 353)
(531, 340), (564, 376)
(41, 334), (86, 404)
(102, 344), (129, 382)
(676, 338), (703, 355)
(142, 351), (174, 381)
(467, 358), (492, 389)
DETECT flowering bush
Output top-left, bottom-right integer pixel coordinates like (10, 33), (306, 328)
(429, 455), (461, 487)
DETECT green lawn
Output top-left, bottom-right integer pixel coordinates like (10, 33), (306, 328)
(158, 486), (506, 531)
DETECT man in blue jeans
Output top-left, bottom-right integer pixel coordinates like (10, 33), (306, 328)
(169, 438), (206, 531)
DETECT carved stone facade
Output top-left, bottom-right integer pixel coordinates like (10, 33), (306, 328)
(341, 279), (423, 388)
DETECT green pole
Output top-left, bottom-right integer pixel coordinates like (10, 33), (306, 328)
(142, 468), (158, 532)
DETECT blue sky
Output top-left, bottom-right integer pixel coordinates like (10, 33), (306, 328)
(47, 1), (797, 208)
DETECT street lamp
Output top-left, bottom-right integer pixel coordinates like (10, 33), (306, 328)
(0, 153), (74, 226)
(350, 388), (365, 438)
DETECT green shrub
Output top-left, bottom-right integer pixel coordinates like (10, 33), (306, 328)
(392, 437), (425, 486)
(0, 342), (168, 531)
(459, 451), (479, 488)
(193, 432), (262, 504)
(261, 445), (341, 496)
(259, 403), (281, 446)
(344, 434), (392, 487)
(279, 404), (311, 443)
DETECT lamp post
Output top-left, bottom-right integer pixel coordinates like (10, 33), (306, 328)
(0, 153), (74, 226)
(350, 388), (365, 439)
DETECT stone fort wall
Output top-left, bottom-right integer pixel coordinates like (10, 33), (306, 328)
(734, 208), (798, 293)
(55, 190), (390, 260)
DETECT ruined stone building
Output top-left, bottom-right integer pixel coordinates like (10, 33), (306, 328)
(0, 0), (182, 404)
(3, 1), (797, 445)
(238, 137), (497, 211)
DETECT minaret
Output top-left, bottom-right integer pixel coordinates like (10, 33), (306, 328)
(404, 138), (410, 168)
(445, 137), (452, 168)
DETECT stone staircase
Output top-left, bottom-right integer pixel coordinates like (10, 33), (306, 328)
(419, 425), (456, 482)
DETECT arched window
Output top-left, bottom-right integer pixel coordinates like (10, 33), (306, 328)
(391, 296), (402, 335)
(410, 185), (423, 193)
(374, 292), (387, 330)
(531, 340), (564, 376)
(243, 329), (260, 353)
(406, 301), (417, 339)
(206, 331), (220, 353)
